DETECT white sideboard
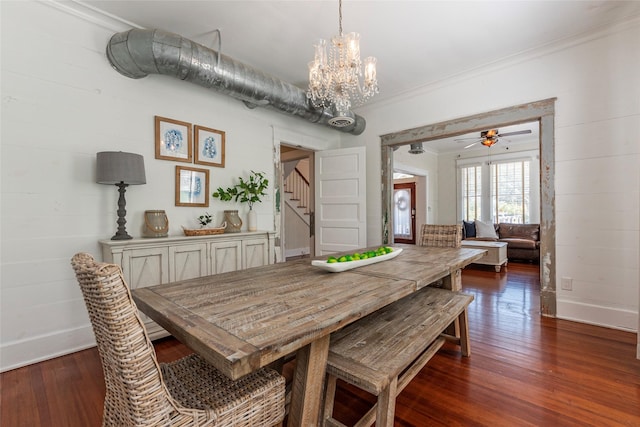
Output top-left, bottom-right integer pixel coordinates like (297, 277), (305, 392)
(100, 231), (275, 338)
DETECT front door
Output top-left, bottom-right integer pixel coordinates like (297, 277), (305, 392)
(393, 182), (416, 244)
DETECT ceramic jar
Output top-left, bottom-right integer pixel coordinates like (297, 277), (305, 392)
(247, 209), (257, 231)
(224, 210), (242, 233)
(143, 210), (169, 237)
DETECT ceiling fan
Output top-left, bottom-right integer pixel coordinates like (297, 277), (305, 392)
(455, 129), (532, 149)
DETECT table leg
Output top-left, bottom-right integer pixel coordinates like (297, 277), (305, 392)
(441, 268), (462, 291)
(287, 334), (330, 427)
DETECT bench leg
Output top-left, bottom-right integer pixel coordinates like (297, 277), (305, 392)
(441, 310), (471, 357)
(459, 308), (471, 357)
(375, 377), (397, 427)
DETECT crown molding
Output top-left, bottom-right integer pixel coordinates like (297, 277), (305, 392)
(39, 0), (142, 32)
(359, 14), (640, 112)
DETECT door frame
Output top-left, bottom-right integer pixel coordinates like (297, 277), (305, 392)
(379, 98), (557, 317)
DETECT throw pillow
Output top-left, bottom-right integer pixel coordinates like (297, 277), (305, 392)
(475, 219), (498, 239)
(463, 220), (476, 238)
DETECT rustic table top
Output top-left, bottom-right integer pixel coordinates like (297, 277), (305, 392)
(132, 245), (485, 380)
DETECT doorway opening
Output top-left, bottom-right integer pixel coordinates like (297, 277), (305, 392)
(279, 145), (314, 261)
(380, 98), (556, 317)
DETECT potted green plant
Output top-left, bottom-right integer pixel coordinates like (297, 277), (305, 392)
(196, 212), (213, 228)
(212, 170), (269, 232)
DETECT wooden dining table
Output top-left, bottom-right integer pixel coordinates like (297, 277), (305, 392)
(132, 244), (486, 427)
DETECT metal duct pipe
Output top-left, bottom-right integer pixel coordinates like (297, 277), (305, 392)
(106, 29), (366, 135)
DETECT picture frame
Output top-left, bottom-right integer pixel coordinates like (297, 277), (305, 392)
(194, 125), (225, 168)
(155, 116), (193, 162)
(175, 166), (209, 207)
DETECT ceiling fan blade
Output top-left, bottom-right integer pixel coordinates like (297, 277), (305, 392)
(464, 141), (479, 149)
(498, 130), (532, 137)
(456, 137), (482, 143)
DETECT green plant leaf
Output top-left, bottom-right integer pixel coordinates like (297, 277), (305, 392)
(211, 171), (269, 209)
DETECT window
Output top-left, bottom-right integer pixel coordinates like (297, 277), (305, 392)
(461, 165), (481, 221)
(458, 151), (538, 225)
(491, 160), (530, 224)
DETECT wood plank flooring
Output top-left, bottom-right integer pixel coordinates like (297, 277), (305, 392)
(2, 262), (639, 426)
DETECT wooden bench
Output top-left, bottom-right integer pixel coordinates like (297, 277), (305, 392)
(322, 287), (474, 427)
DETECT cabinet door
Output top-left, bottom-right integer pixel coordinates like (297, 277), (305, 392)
(121, 247), (170, 339)
(210, 240), (242, 274)
(169, 243), (207, 282)
(121, 247), (169, 289)
(243, 237), (269, 269)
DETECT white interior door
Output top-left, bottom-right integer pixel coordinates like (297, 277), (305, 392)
(315, 146), (367, 255)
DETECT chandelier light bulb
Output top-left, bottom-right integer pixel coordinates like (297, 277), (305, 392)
(364, 57), (377, 87)
(314, 39), (327, 67)
(345, 32), (360, 66)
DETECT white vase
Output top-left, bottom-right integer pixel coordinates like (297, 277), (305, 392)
(247, 209), (257, 231)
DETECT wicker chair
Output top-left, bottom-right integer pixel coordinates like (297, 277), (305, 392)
(71, 253), (285, 427)
(418, 224), (462, 248)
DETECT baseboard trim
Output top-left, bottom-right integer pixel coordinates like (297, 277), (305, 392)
(285, 247), (310, 258)
(1, 325), (96, 373)
(557, 299), (638, 332)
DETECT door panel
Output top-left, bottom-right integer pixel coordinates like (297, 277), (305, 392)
(315, 147), (366, 255)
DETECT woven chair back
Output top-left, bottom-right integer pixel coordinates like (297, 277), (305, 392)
(71, 253), (178, 425)
(418, 224), (462, 248)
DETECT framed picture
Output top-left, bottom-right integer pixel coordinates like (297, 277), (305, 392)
(175, 166), (209, 207)
(194, 125), (225, 167)
(155, 116), (192, 162)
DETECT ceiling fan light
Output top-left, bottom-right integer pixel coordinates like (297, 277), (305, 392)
(409, 143), (424, 154)
(481, 138), (497, 147)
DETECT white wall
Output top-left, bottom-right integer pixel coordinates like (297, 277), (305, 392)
(0, 1), (339, 371)
(393, 146), (438, 225)
(348, 18), (640, 332)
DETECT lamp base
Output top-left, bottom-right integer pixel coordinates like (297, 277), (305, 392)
(112, 182), (133, 240)
(111, 232), (133, 240)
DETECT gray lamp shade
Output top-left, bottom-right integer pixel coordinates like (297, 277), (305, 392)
(96, 151), (146, 185)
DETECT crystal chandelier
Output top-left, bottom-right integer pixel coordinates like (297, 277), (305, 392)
(307, 0), (378, 127)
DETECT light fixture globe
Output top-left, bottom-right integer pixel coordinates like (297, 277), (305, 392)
(307, 0), (378, 125)
(408, 143), (425, 154)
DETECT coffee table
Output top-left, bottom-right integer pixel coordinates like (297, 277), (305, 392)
(461, 240), (508, 272)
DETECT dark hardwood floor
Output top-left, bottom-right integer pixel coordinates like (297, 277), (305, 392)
(2, 262), (639, 426)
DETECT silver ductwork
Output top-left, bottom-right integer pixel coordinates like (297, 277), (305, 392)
(106, 29), (365, 135)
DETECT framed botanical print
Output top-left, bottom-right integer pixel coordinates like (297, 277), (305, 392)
(155, 116), (193, 162)
(194, 125), (225, 168)
(175, 166), (209, 207)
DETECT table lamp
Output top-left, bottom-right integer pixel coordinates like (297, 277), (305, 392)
(97, 151), (146, 240)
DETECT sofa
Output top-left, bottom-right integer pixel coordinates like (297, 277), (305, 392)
(463, 221), (540, 262)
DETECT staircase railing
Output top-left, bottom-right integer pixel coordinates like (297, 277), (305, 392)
(284, 167), (310, 215)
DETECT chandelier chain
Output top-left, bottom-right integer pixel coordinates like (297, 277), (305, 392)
(338, 0), (343, 36)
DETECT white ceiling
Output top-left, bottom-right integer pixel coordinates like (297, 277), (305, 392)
(83, 1), (639, 151)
